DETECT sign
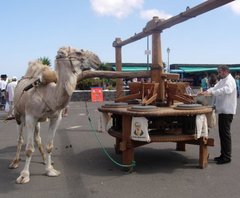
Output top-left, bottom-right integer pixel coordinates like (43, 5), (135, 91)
(144, 50), (151, 55)
(91, 87), (103, 102)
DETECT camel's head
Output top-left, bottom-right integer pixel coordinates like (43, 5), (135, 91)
(56, 46), (101, 73)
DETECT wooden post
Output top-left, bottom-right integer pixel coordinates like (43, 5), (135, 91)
(151, 30), (165, 101)
(122, 115), (134, 168)
(176, 142), (186, 151)
(115, 38), (124, 98)
(199, 137), (208, 168)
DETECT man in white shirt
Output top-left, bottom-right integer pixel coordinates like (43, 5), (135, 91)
(201, 65), (237, 164)
(0, 74), (7, 109)
(6, 77), (18, 117)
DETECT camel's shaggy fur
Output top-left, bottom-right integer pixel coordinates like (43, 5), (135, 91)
(9, 46), (101, 184)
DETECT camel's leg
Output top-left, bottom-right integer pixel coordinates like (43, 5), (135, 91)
(9, 124), (24, 169)
(45, 114), (62, 177)
(16, 116), (36, 184)
(34, 122), (46, 164)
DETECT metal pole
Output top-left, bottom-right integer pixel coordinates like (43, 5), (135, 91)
(167, 47), (170, 73)
(147, 36), (150, 71)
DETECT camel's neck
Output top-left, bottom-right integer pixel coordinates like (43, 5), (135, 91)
(52, 61), (78, 110)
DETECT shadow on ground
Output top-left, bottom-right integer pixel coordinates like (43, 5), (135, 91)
(59, 146), (200, 177)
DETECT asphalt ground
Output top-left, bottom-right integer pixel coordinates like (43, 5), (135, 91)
(0, 101), (240, 198)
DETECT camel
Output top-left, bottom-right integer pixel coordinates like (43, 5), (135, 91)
(10, 46), (101, 184)
(8, 61), (55, 170)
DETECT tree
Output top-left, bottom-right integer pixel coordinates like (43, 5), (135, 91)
(38, 57), (51, 67)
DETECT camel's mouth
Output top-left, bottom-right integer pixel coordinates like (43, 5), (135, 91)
(89, 58), (101, 70)
(82, 67), (91, 71)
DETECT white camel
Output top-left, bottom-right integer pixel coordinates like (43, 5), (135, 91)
(10, 46), (101, 184)
(9, 61), (56, 170)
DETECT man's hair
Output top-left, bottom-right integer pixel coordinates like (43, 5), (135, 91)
(218, 65), (229, 72)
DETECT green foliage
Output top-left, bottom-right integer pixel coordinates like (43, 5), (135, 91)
(98, 63), (113, 71)
(38, 57), (51, 66)
(76, 78), (116, 90)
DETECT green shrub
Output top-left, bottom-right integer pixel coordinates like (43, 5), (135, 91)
(76, 78), (116, 90)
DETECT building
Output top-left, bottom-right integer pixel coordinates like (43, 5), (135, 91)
(111, 63), (240, 86)
(170, 64), (240, 86)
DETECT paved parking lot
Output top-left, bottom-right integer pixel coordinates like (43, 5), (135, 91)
(0, 101), (240, 198)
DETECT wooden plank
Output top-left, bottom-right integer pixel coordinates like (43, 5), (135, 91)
(176, 142), (186, 151)
(161, 73), (180, 80)
(143, 93), (157, 105)
(199, 137), (208, 168)
(122, 115), (134, 166)
(115, 46), (124, 98)
(115, 93), (141, 102)
(77, 70), (151, 82)
(183, 138), (214, 146)
(112, 0), (234, 47)
(151, 32), (165, 101)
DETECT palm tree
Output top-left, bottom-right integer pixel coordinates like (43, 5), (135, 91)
(38, 57), (51, 67)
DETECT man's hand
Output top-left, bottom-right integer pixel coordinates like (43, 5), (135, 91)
(198, 91), (212, 96)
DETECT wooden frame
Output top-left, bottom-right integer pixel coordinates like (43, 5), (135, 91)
(115, 82), (159, 105)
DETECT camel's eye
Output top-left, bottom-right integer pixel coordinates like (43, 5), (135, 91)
(75, 51), (82, 56)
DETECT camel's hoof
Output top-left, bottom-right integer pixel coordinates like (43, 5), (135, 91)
(46, 167), (61, 177)
(9, 159), (20, 169)
(16, 171), (30, 184)
(41, 160), (46, 165)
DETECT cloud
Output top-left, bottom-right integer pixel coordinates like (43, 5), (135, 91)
(140, 9), (172, 20)
(90, 0), (144, 19)
(228, 0), (240, 15)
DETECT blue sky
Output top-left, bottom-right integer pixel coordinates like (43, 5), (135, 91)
(1, 0), (240, 79)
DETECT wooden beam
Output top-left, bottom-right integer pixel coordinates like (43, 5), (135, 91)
(77, 70), (151, 83)
(151, 31), (165, 101)
(154, 0), (235, 31)
(115, 45), (124, 98)
(161, 73), (180, 80)
(112, 0), (235, 47)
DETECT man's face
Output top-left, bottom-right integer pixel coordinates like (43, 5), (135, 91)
(218, 69), (228, 79)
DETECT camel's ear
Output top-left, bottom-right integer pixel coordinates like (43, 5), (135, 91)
(65, 79), (76, 96)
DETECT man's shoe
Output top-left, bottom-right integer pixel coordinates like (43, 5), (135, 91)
(216, 158), (231, 165)
(214, 156), (222, 162)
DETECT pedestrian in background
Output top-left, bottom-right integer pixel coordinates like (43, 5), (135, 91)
(201, 73), (209, 91)
(0, 74), (7, 110)
(208, 73), (218, 87)
(6, 77), (18, 118)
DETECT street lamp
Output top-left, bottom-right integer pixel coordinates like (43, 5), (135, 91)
(167, 47), (170, 73)
(145, 36), (151, 71)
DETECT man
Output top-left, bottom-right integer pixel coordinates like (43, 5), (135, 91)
(0, 74), (7, 109)
(201, 73), (209, 91)
(201, 65), (237, 164)
(6, 77), (18, 118)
